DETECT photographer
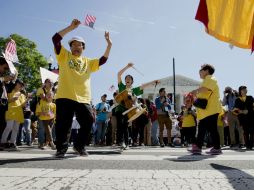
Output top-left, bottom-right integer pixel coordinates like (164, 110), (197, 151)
(234, 86), (254, 150)
(222, 86), (244, 148)
(0, 55), (17, 143)
(155, 88), (173, 147)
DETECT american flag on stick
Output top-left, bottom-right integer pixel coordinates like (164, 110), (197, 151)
(109, 85), (115, 92)
(5, 39), (19, 64)
(84, 14), (96, 29)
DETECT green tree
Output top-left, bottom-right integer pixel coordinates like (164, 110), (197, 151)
(0, 34), (48, 92)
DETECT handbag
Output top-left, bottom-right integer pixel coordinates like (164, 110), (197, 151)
(193, 98), (208, 109)
(193, 91), (213, 109)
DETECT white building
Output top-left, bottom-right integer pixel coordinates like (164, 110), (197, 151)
(142, 75), (200, 113)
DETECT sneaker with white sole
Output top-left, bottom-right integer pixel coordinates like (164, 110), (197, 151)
(206, 147), (222, 155)
(55, 148), (67, 158)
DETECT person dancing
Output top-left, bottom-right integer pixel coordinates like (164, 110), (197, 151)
(52, 19), (112, 158)
(116, 63), (157, 149)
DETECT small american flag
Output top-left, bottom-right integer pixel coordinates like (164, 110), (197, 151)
(5, 39), (19, 63)
(84, 14), (96, 28)
(109, 85), (115, 92)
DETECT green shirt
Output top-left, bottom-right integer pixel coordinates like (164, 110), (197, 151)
(115, 81), (143, 113)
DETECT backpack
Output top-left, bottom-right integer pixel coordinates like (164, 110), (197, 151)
(30, 87), (46, 113)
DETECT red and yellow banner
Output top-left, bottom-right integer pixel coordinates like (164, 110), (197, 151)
(195, 0), (254, 52)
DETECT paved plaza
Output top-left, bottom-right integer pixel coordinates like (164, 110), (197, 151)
(0, 146), (254, 190)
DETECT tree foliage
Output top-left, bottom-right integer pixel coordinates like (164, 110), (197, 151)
(0, 34), (48, 92)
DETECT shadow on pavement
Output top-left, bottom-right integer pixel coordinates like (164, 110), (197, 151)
(0, 148), (123, 165)
(211, 163), (254, 190)
(0, 155), (77, 165)
(164, 153), (216, 162)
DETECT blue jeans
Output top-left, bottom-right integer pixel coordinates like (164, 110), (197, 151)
(95, 120), (108, 144)
(38, 119), (45, 145)
(151, 120), (159, 145)
(23, 119), (31, 144)
(16, 119), (31, 144)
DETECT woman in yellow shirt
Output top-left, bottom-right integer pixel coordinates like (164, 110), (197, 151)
(217, 109), (226, 147)
(36, 92), (56, 150)
(1, 79), (26, 150)
(179, 93), (197, 147)
(190, 64), (222, 155)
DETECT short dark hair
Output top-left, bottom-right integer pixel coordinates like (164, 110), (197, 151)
(113, 92), (118, 97)
(238, 85), (247, 96)
(125, 75), (134, 82)
(159, 88), (165, 93)
(201, 64), (215, 75)
(44, 78), (53, 84)
(15, 79), (24, 87)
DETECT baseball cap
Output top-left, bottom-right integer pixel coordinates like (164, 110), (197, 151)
(68, 36), (85, 46)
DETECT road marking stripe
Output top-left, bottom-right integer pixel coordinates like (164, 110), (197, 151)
(1, 152), (254, 160)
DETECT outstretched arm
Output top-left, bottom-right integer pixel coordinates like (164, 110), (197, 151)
(52, 19), (81, 55)
(99, 32), (112, 66)
(58, 19), (81, 38)
(103, 32), (112, 58)
(117, 63), (133, 84)
(140, 80), (159, 90)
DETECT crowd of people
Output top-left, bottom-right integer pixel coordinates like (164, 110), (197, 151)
(0, 19), (254, 158)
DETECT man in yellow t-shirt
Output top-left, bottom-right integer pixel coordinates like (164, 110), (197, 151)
(52, 19), (112, 158)
(190, 64), (222, 155)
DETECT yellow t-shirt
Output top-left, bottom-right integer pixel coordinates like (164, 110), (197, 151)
(36, 87), (50, 97)
(239, 96), (246, 102)
(5, 91), (26, 123)
(55, 46), (99, 103)
(196, 75), (222, 120)
(182, 110), (196, 128)
(217, 111), (224, 127)
(36, 100), (56, 120)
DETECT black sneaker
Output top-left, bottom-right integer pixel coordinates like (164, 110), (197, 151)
(167, 143), (174, 147)
(160, 143), (165, 147)
(230, 144), (237, 149)
(5, 143), (19, 151)
(55, 149), (67, 158)
(73, 147), (89, 157)
(79, 149), (89, 156)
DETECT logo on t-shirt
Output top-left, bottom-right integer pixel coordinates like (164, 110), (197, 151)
(68, 58), (87, 73)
